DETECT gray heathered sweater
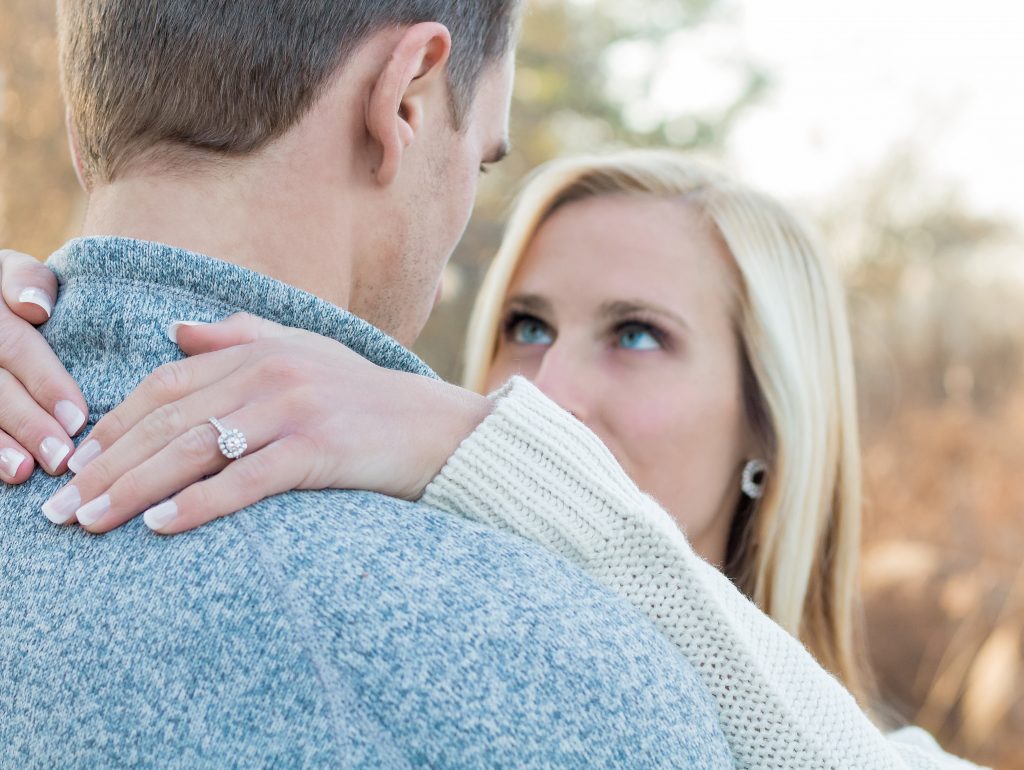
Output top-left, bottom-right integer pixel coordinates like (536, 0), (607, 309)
(0, 237), (733, 770)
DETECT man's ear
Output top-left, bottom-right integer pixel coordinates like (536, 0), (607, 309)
(65, 109), (89, 192)
(366, 22), (452, 186)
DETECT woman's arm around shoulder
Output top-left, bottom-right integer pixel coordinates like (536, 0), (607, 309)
(422, 376), (988, 770)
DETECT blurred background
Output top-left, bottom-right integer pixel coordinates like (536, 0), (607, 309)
(1, 0), (1021, 765)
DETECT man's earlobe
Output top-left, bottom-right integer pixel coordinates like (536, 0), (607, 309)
(65, 109), (89, 192)
(365, 22), (452, 186)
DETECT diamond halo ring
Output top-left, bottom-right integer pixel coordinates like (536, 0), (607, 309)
(209, 417), (248, 460)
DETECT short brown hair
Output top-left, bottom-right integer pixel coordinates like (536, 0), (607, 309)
(58, 0), (520, 184)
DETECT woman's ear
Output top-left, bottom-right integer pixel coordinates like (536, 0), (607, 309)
(366, 22), (452, 187)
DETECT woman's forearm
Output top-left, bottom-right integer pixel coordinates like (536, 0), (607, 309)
(422, 376), (984, 770)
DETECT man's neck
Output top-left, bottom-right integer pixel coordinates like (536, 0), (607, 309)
(45, 237), (438, 419)
(82, 159), (358, 310)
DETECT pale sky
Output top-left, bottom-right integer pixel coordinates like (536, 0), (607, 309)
(605, 0), (1024, 227)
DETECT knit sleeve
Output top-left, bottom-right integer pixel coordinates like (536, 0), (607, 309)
(421, 376), (986, 770)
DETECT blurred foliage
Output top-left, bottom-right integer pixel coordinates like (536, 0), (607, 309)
(0, 0), (80, 257)
(818, 155), (1024, 768)
(824, 152), (1023, 417)
(0, 1), (1020, 767)
(861, 393), (1024, 768)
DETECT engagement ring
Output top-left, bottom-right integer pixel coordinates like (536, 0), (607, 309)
(209, 417), (248, 460)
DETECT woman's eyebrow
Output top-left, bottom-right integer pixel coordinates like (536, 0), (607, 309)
(504, 293), (553, 315)
(599, 300), (690, 331)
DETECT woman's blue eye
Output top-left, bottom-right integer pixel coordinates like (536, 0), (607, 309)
(510, 317), (554, 346)
(617, 324), (661, 351)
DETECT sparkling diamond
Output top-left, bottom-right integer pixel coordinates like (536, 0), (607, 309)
(218, 429), (247, 460)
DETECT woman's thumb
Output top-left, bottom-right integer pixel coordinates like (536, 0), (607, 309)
(0, 249), (59, 325)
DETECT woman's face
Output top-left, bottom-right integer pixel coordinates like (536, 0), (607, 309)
(485, 195), (753, 565)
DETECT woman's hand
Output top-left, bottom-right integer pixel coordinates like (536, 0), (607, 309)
(0, 249), (89, 483)
(44, 313), (492, 534)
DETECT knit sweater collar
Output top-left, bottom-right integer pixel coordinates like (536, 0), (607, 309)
(45, 236), (436, 420)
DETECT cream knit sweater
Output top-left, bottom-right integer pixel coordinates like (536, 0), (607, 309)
(421, 377), (984, 770)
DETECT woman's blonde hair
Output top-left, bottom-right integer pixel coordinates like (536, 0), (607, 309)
(463, 150), (869, 701)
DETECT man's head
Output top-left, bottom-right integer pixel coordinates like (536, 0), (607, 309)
(58, 1), (518, 186)
(58, 1), (519, 343)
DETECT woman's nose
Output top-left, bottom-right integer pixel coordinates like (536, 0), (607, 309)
(531, 346), (591, 422)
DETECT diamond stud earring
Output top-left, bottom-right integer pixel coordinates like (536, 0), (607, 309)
(741, 459), (767, 500)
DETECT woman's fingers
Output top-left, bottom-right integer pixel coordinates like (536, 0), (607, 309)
(74, 314), (290, 468)
(0, 368), (78, 477)
(70, 346), (251, 472)
(0, 430), (34, 484)
(73, 406), (284, 533)
(51, 373), (253, 524)
(0, 319), (89, 434)
(173, 312), (293, 356)
(143, 436), (311, 534)
(0, 248), (88, 478)
(51, 333), (323, 530)
(0, 300), (89, 476)
(0, 249), (59, 325)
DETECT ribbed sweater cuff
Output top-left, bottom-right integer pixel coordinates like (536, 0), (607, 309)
(421, 376), (645, 563)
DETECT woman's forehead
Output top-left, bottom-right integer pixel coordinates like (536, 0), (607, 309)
(509, 195), (737, 320)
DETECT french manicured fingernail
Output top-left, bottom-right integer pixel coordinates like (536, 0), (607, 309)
(67, 439), (101, 474)
(75, 494), (110, 526)
(0, 448), (27, 478)
(144, 500), (179, 531)
(39, 437), (73, 473)
(42, 484), (81, 524)
(54, 400), (87, 435)
(165, 320), (207, 344)
(18, 287), (53, 318)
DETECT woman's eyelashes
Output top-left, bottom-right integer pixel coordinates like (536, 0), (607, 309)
(504, 312), (555, 346)
(613, 320), (667, 352)
(503, 311), (669, 352)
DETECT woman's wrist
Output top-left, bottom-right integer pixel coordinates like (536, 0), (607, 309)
(406, 378), (493, 502)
